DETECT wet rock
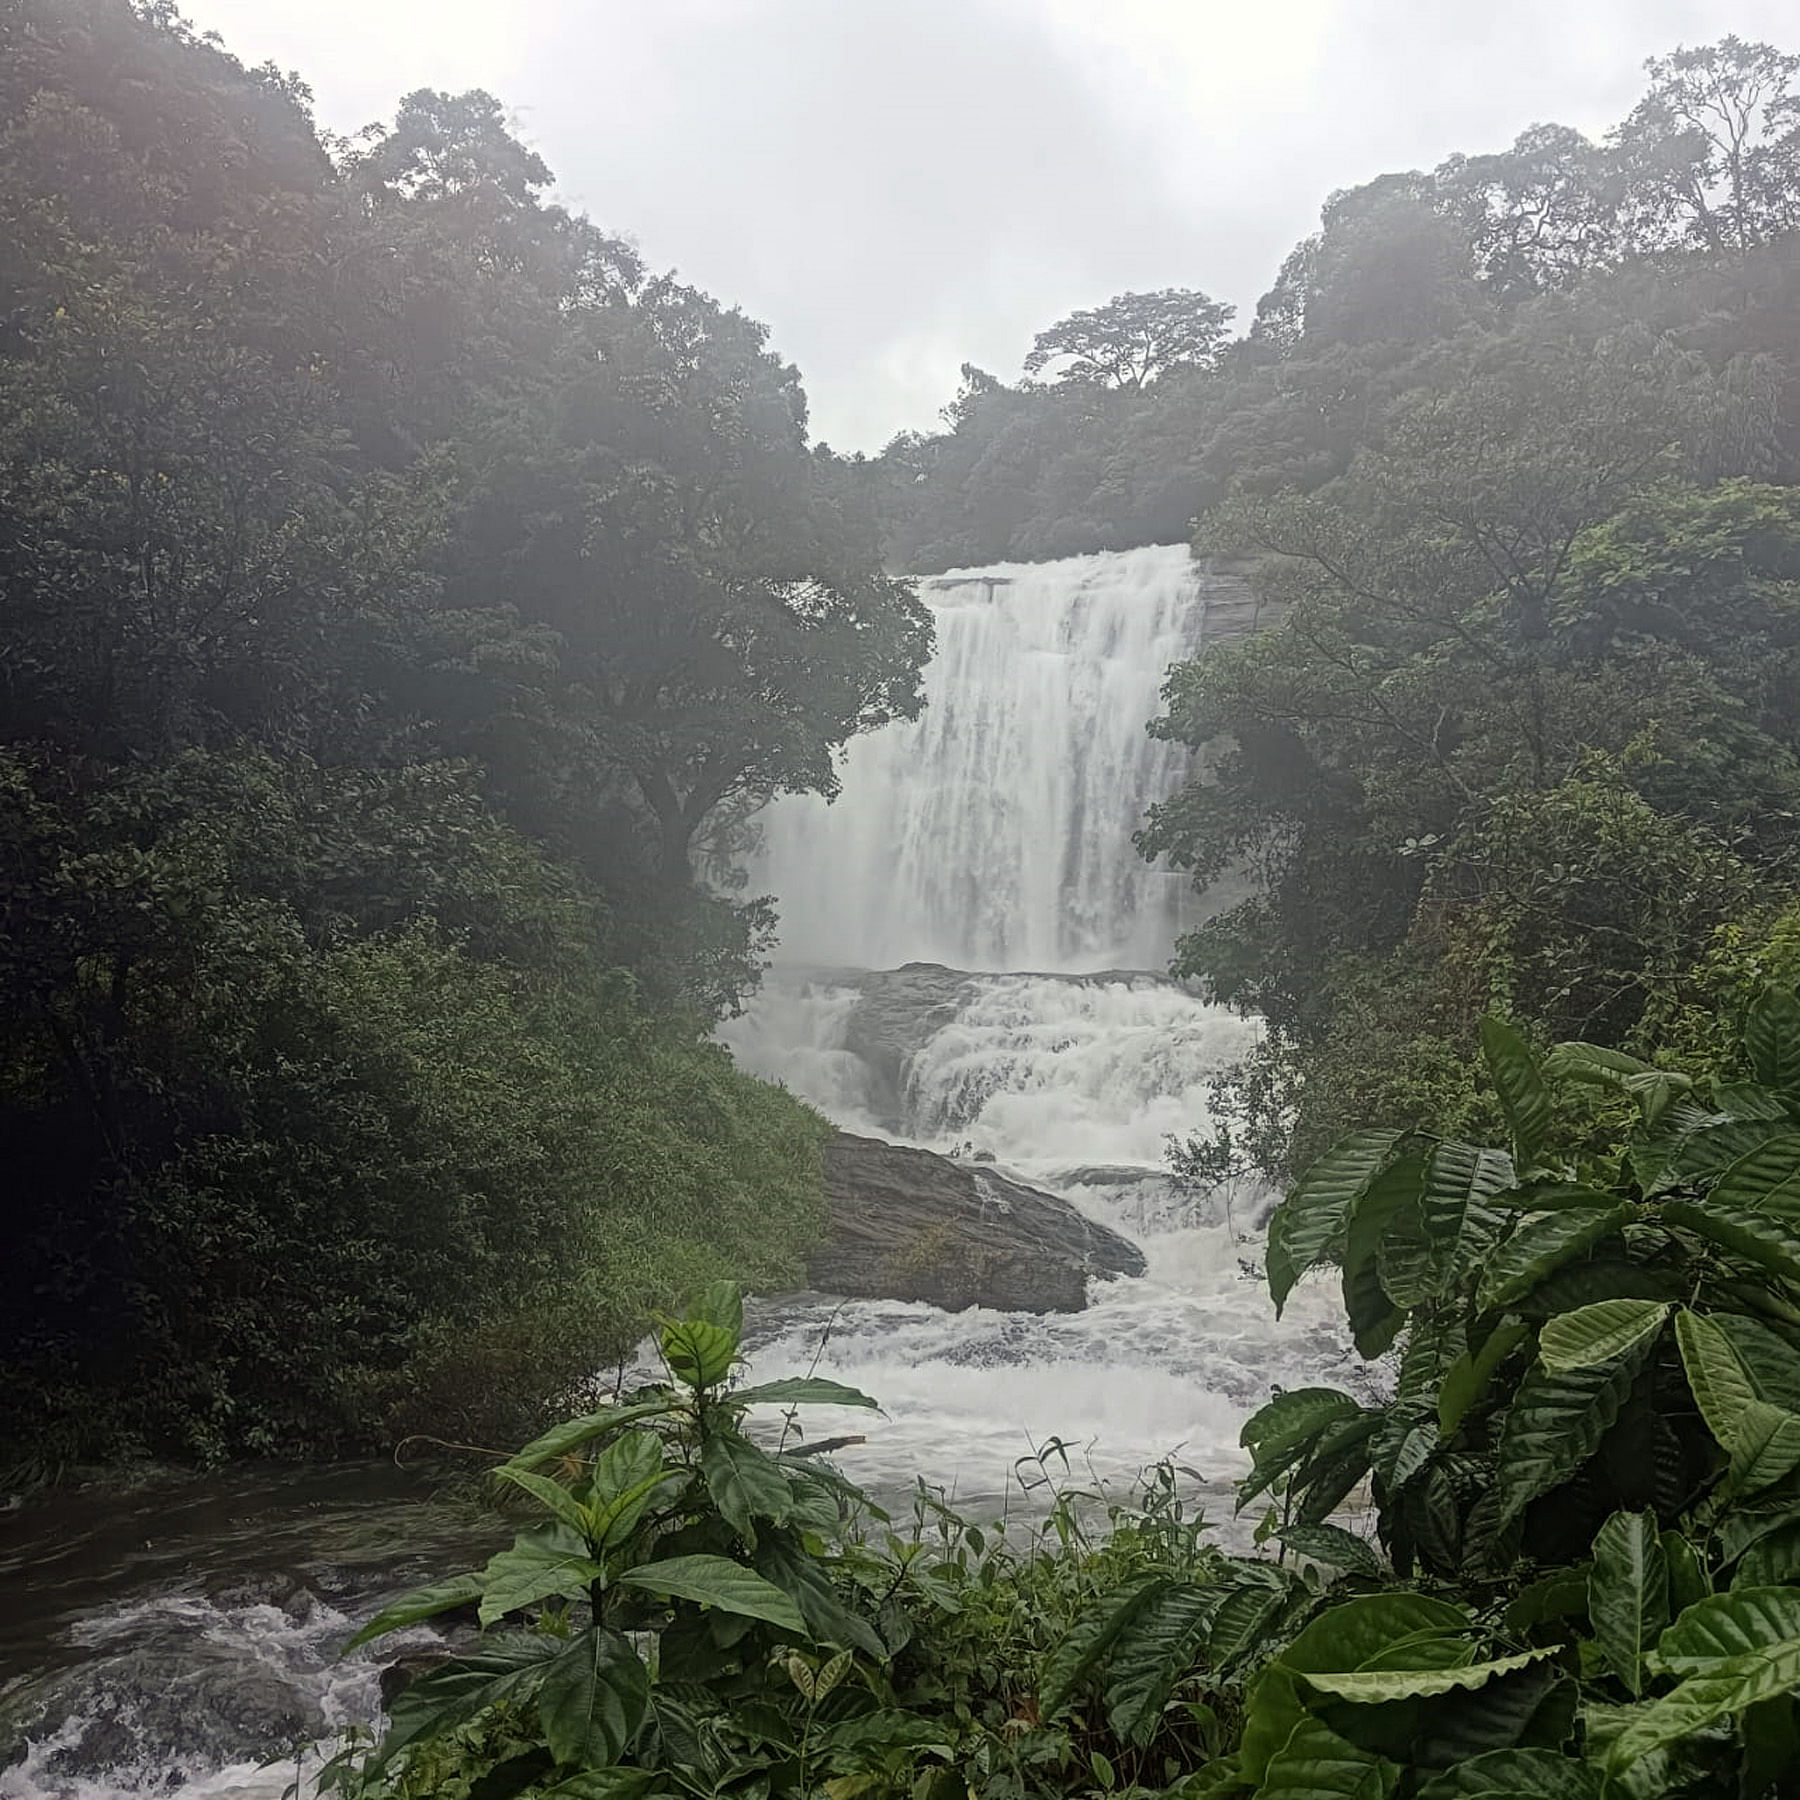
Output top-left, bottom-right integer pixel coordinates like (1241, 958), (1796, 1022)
(841, 963), (973, 1131)
(0, 1643), (327, 1779)
(813, 1132), (1145, 1313)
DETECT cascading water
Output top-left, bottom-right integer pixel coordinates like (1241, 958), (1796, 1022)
(721, 544), (1364, 1513)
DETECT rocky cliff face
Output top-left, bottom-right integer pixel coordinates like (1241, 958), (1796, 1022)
(812, 1132), (1145, 1314)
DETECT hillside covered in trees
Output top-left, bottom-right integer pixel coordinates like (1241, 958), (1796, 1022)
(876, 36), (1800, 1183)
(0, 0), (931, 1462)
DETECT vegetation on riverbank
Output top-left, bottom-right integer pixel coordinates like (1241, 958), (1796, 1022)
(0, 0), (923, 1464)
(335, 999), (1800, 1799)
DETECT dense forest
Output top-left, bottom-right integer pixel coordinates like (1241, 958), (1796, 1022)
(0, 0), (931, 1462)
(916, 37), (1800, 1186)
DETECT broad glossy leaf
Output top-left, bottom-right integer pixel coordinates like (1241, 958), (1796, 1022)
(1268, 1131), (1405, 1312)
(1481, 1017), (1550, 1169)
(1537, 1299), (1669, 1373)
(1294, 1415), (1381, 1525)
(1239, 1388), (1366, 1507)
(1488, 1183), (1620, 1210)
(1502, 1567), (1592, 1637)
(479, 1531), (605, 1628)
(1676, 1308), (1757, 1448)
(374, 1634), (562, 1767)
(1732, 1400), (1800, 1494)
(1545, 1041), (1653, 1084)
(537, 1628), (649, 1768)
(1421, 1140), (1516, 1288)
(1416, 1749), (1601, 1798)
(1300, 1647), (1555, 1702)
(729, 1377), (879, 1409)
(1274, 1524), (1384, 1578)
(541, 1772), (663, 1800)
(1735, 1521), (1800, 1587)
(1604, 1639), (1800, 1772)
(1664, 1530), (1711, 1615)
(618, 1555), (806, 1634)
(1208, 1578), (1292, 1673)
(1039, 1574), (1169, 1714)
(1103, 1584), (1223, 1745)
(497, 1466), (593, 1537)
(1658, 1586), (1800, 1673)
(1258, 1714), (1399, 1800)
(660, 1319), (738, 1390)
(1708, 1083), (1798, 1121)
(502, 1399), (678, 1475)
(1279, 1594), (1470, 1675)
(1646, 1118), (1789, 1195)
(1662, 1199), (1800, 1286)
(585, 1429), (663, 1505)
(1714, 1313), (1800, 1410)
(1476, 1207), (1631, 1312)
(701, 1432), (794, 1543)
(1440, 1322), (1528, 1438)
(1589, 1510), (1666, 1697)
(1709, 1133), (1800, 1216)
(1496, 1338), (1653, 1528)
(754, 1535), (885, 1657)
(1342, 1153), (1425, 1355)
(1746, 986), (1800, 1095)
(686, 1280), (744, 1342)
(342, 1574), (484, 1650)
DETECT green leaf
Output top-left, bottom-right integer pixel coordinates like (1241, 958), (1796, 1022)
(686, 1281), (744, 1342)
(1732, 1400), (1800, 1495)
(541, 1772), (664, 1800)
(1489, 1183), (1621, 1210)
(501, 1399), (679, 1475)
(1662, 1199), (1800, 1286)
(1268, 1131), (1405, 1312)
(1476, 1208), (1631, 1312)
(1273, 1524), (1384, 1578)
(1746, 987), (1800, 1095)
(1663, 1531), (1711, 1615)
(1657, 1586), (1800, 1673)
(1102, 1584), (1223, 1746)
(1604, 1639), (1800, 1772)
(585, 1429), (663, 1505)
(1342, 1153), (1425, 1357)
(1481, 1017), (1550, 1170)
(342, 1574), (484, 1651)
(617, 1554), (806, 1634)
(1707, 1083), (1797, 1121)
(479, 1530), (605, 1628)
(1538, 1300), (1670, 1373)
(374, 1635), (562, 1768)
(1714, 1313), (1800, 1410)
(1502, 1567), (1592, 1638)
(1279, 1594), (1471, 1676)
(1300, 1647), (1556, 1702)
(701, 1431), (794, 1542)
(730, 1377), (880, 1409)
(1676, 1308), (1757, 1449)
(1258, 1714), (1399, 1800)
(660, 1319), (738, 1390)
(1421, 1140), (1516, 1286)
(496, 1466), (594, 1538)
(1208, 1577), (1294, 1673)
(537, 1628), (649, 1769)
(1416, 1749), (1601, 1798)
(1239, 1388), (1366, 1508)
(1497, 1339), (1653, 1529)
(1440, 1321), (1530, 1436)
(1589, 1510), (1667, 1697)
(1735, 1521), (1800, 1587)
(1546, 1041), (1653, 1084)
(1709, 1132), (1800, 1215)
(1039, 1574), (1170, 1715)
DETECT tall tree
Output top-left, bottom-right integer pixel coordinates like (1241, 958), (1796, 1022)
(1024, 288), (1235, 392)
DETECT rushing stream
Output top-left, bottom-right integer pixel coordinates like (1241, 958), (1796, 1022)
(3, 544), (1364, 1799)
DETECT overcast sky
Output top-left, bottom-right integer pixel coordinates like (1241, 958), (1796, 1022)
(179, 0), (1798, 451)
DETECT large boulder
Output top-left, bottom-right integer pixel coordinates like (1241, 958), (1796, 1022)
(812, 1132), (1145, 1313)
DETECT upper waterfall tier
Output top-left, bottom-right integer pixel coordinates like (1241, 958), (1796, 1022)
(750, 544), (1212, 973)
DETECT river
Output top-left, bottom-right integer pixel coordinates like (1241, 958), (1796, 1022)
(3, 545), (1365, 1798)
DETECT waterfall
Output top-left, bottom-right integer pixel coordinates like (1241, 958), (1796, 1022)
(719, 542), (1369, 1517)
(751, 544), (1203, 973)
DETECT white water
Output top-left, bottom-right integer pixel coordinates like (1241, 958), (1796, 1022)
(721, 542), (1366, 1518)
(752, 547), (1202, 971)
